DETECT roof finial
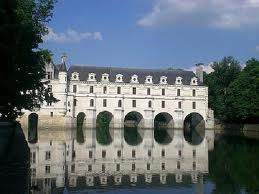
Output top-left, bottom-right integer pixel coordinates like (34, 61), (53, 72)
(61, 52), (67, 64)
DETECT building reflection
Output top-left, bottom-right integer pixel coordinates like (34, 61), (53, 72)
(29, 128), (214, 194)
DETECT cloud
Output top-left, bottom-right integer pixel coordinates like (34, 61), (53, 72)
(137, 0), (259, 29)
(186, 63), (214, 74)
(43, 27), (103, 43)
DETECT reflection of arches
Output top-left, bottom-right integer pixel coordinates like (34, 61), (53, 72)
(76, 112), (85, 143)
(96, 111), (113, 145)
(154, 112), (174, 144)
(184, 112), (205, 145)
(28, 113), (38, 143)
(124, 111), (144, 128)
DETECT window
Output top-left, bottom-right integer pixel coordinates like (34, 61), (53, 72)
(88, 165), (92, 172)
(30, 151), (36, 164)
(103, 86), (107, 94)
(132, 100), (136, 107)
(117, 87), (121, 94)
(31, 168), (36, 177)
(50, 112), (53, 117)
(103, 99), (107, 107)
(178, 101), (182, 109)
(90, 99), (94, 107)
(192, 89), (196, 97)
(193, 162), (196, 170)
(68, 101), (70, 107)
(177, 89), (181, 96)
(102, 164), (105, 172)
(73, 85), (77, 93)
(116, 164), (120, 171)
(45, 151), (51, 160)
(48, 85), (52, 92)
(118, 100), (122, 107)
(89, 150), (93, 158)
(47, 72), (52, 79)
(133, 87), (136, 95)
(148, 100), (152, 108)
(147, 163), (150, 171)
(147, 88), (151, 95)
(162, 88), (165, 96)
(90, 86), (94, 93)
(71, 164), (75, 173)
(73, 99), (77, 106)
(117, 150), (121, 158)
(148, 150), (151, 157)
(193, 150), (196, 158)
(161, 149), (165, 157)
(132, 163), (135, 171)
(162, 101), (165, 108)
(177, 161), (180, 169)
(132, 150), (136, 158)
(192, 102), (196, 109)
(178, 150), (181, 157)
(161, 163), (165, 170)
(102, 150), (106, 158)
(45, 165), (50, 174)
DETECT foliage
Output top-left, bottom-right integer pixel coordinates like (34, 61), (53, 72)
(225, 59), (259, 123)
(0, 0), (57, 120)
(204, 56), (241, 121)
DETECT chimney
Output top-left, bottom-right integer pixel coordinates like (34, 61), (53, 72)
(195, 63), (203, 83)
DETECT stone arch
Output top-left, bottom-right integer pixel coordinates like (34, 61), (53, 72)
(183, 112), (205, 145)
(124, 111), (144, 145)
(154, 112), (174, 144)
(28, 113), (38, 143)
(76, 112), (85, 143)
(96, 111), (114, 145)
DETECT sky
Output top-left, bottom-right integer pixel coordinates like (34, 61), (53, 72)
(42, 0), (259, 70)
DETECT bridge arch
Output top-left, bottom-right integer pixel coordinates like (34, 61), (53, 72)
(124, 111), (144, 145)
(96, 111), (114, 145)
(28, 113), (38, 143)
(76, 112), (86, 143)
(183, 112), (205, 145)
(154, 112), (174, 144)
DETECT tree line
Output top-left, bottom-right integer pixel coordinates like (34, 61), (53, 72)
(204, 56), (259, 124)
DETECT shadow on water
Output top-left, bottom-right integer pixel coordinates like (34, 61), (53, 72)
(96, 111), (113, 145)
(124, 126), (142, 145)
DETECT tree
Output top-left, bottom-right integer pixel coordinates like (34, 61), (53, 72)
(226, 58), (259, 123)
(204, 56), (241, 120)
(0, 0), (57, 120)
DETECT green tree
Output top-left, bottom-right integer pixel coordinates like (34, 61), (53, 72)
(226, 58), (259, 123)
(204, 56), (241, 120)
(0, 0), (56, 120)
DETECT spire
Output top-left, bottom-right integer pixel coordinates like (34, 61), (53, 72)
(59, 53), (67, 72)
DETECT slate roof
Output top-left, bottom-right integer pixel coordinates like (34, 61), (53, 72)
(64, 65), (201, 85)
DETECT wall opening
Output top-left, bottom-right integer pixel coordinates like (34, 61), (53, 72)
(96, 111), (113, 145)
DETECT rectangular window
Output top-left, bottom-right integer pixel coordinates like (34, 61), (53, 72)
(103, 86), (107, 94)
(30, 151), (36, 164)
(103, 99), (107, 107)
(162, 88), (165, 96)
(161, 163), (165, 170)
(47, 72), (51, 79)
(68, 101), (70, 107)
(88, 165), (92, 172)
(102, 150), (106, 158)
(118, 100), (122, 107)
(73, 85), (77, 93)
(90, 99), (94, 107)
(147, 163), (150, 171)
(161, 149), (165, 157)
(132, 163), (135, 171)
(31, 168), (36, 177)
(193, 150), (196, 158)
(178, 101), (182, 109)
(193, 162), (196, 170)
(132, 150), (136, 158)
(147, 88), (151, 95)
(73, 99), (77, 106)
(116, 164), (120, 171)
(177, 161), (180, 169)
(102, 164), (105, 172)
(50, 112), (53, 117)
(133, 87), (136, 95)
(89, 150), (93, 159)
(177, 89), (181, 96)
(90, 86), (94, 93)
(132, 100), (136, 107)
(192, 89), (196, 97)
(178, 150), (181, 157)
(117, 150), (121, 158)
(45, 165), (50, 174)
(148, 150), (151, 157)
(192, 102), (196, 109)
(148, 101), (152, 108)
(45, 151), (51, 160)
(48, 85), (52, 92)
(71, 164), (75, 173)
(117, 87), (121, 94)
(162, 101), (165, 108)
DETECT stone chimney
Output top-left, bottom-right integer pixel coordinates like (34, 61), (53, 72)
(195, 63), (203, 83)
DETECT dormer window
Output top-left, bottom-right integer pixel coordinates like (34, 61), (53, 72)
(102, 73), (109, 82)
(175, 76), (182, 85)
(160, 76), (167, 84)
(131, 75), (139, 83)
(191, 77), (198, 85)
(71, 72), (79, 81)
(145, 75), (153, 84)
(88, 73), (96, 82)
(116, 74), (123, 82)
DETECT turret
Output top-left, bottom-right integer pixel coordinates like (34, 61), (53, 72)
(195, 63), (203, 83)
(58, 53), (68, 84)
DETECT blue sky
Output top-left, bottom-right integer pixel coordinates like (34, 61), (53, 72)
(42, 0), (259, 70)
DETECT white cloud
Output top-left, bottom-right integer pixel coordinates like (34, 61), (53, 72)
(43, 27), (103, 43)
(138, 0), (259, 29)
(186, 63), (214, 74)
(256, 45), (259, 52)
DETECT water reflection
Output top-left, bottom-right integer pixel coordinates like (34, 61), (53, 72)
(28, 128), (214, 194)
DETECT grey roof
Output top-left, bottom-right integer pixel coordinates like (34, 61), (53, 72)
(59, 62), (67, 72)
(66, 65), (201, 85)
